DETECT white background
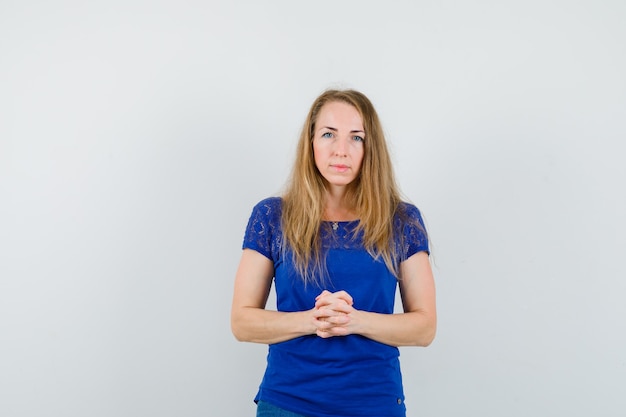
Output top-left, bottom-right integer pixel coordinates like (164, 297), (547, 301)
(1, 1), (625, 416)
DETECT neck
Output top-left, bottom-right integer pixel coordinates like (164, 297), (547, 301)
(323, 189), (358, 221)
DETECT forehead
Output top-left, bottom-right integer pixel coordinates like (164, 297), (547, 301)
(316, 101), (363, 128)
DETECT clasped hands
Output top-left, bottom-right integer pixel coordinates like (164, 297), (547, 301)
(313, 290), (357, 338)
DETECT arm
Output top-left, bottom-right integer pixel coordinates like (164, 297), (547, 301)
(230, 249), (319, 344)
(315, 251), (437, 347)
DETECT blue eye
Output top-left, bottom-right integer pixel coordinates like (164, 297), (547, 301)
(322, 132), (333, 138)
(353, 135), (364, 142)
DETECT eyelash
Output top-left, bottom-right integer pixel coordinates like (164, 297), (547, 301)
(321, 132), (364, 142)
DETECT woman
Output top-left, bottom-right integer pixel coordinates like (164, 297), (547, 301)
(231, 89), (436, 417)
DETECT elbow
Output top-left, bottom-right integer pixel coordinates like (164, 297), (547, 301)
(231, 326), (245, 342)
(230, 314), (248, 342)
(414, 318), (437, 347)
(418, 328), (436, 347)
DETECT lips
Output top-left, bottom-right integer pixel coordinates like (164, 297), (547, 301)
(330, 164), (349, 172)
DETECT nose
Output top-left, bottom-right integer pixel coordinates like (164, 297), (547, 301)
(333, 136), (349, 156)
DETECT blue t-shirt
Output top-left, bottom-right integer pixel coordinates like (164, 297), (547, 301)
(242, 197), (429, 417)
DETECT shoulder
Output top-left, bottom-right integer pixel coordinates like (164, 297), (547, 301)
(252, 196), (282, 211)
(244, 197), (282, 238)
(395, 201), (428, 236)
(396, 201), (424, 222)
(248, 197), (283, 226)
(395, 201), (430, 256)
(243, 197), (283, 258)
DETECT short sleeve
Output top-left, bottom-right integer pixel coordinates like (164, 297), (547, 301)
(397, 202), (430, 260)
(242, 197), (282, 261)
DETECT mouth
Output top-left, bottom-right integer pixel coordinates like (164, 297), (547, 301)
(330, 164), (349, 172)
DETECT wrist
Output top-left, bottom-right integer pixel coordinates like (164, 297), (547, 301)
(301, 308), (319, 336)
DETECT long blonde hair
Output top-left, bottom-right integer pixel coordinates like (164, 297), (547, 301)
(282, 89), (406, 285)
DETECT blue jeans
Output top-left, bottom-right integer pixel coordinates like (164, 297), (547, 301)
(256, 401), (307, 417)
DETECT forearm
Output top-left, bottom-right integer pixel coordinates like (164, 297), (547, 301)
(355, 310), (436, 347)
(231, 307), (316, 344)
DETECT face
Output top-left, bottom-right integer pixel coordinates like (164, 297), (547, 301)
(312, 101), (365, 192)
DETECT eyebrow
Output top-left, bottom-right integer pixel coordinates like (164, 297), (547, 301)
(319, 126), (366, 134)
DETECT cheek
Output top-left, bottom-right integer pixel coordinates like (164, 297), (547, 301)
(312, 141), (324, 168)
(354, 147), (365, 169)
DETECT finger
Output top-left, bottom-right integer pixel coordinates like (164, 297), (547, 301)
(315, 304), (350, 320)
(331, 314), (350, 325)
(315, 313), (350, 329)
(316, 329), (332, 338)
(334, 290), (354, 305)
(316, 324), (349, 338)
(314, 320), (332, 334)
(315, 290), (332, 301)
(312, 308), (337, 320)
(317, 300), (353, 315)
(314, 296), (336, 309)
(316, 322), (338, 336)
(315, 290), (354, 308)
(314, 293), (351, 310)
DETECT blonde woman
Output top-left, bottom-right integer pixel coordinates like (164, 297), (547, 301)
(231, 89), (436, 417)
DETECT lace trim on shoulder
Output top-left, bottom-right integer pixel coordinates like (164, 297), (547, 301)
(242, 198), (283, 261)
